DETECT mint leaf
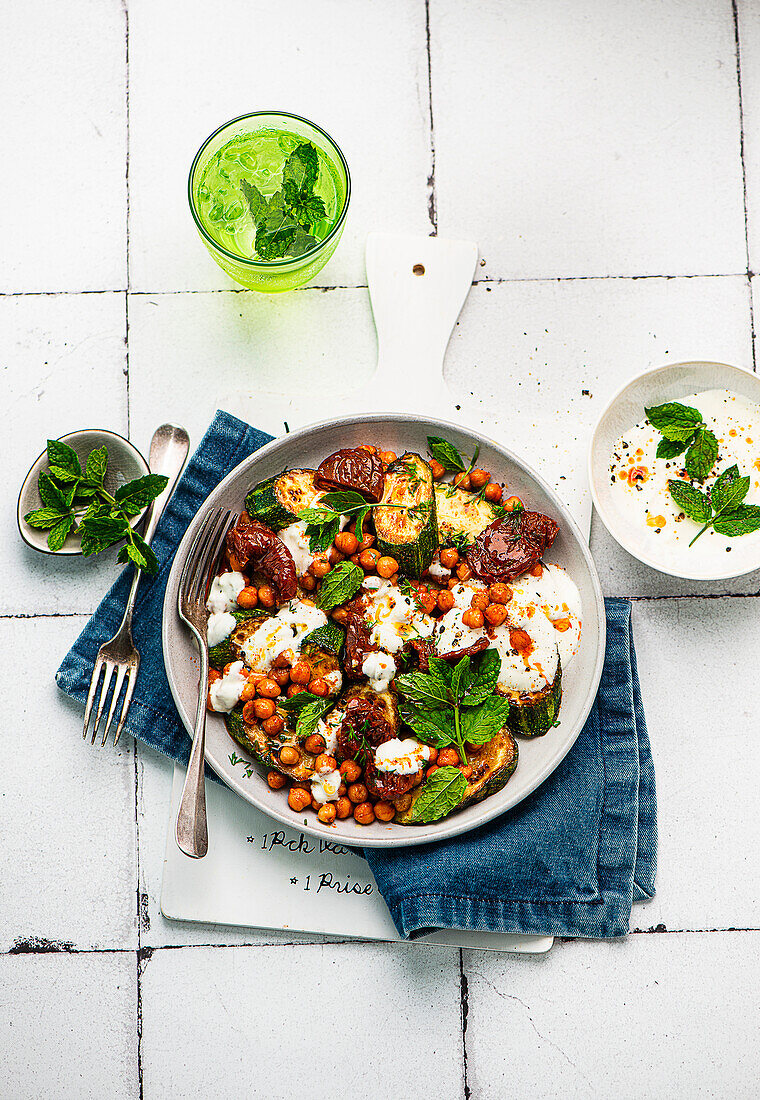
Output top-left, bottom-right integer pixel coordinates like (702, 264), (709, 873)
(282, 142), (319, 193)
(115, 474), (168, 516)
(24, 507), (68, 529)
(240, 178), (270, 222)
(296, 697), (335, 740)
(710, 465), (749, 513)
(407, 767), (468, 824)
(282, 178), (326, 229)
(38, 471), (68, 511)
(47, 439), (81, 476)
(47, 515), (74, 551)
(289, 228), (320, 256)
(118, 531), (157, 574)
(255, 193), (297, 259)
(656, 438), (688, 460)
(399, 702), (455, 747)
(319, 491), (370, 513)
(85, 445), (108, 486)
(426, 657), (453, 687)
(460, 695), (511, 745)
(48, 465), (81, 483)
(427, 435), (466, 473)
(306, 517), (340, 553)
(451, 655), (471, 704)
(277, 690), (325, 713)
(684, 428), (718, 481)
(315, 561), (364, 611)
(645, 402), (703, 442)
(354, 505), (371, 542)
(461, 649), (501, 706)
(79, 515), (128, 555)
(395, 669), (451, 709)
(712, 505), (760, 537)
(667, 479), (712, 523)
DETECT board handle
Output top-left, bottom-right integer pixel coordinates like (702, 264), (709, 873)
(366, 232), (478, 416)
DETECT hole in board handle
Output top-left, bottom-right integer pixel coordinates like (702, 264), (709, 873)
(412, 263), (425, 276)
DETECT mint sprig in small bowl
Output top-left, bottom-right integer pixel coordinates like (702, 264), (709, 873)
(17, 430), (165, 571)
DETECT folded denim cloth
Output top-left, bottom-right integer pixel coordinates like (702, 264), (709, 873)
(57, 410), (656, 939)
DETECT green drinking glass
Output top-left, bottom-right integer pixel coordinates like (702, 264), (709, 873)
(188, 111), (350, 293)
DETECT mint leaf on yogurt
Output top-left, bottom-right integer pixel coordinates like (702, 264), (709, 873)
(709, 465), (750, 513)
(712, 505), (760, 537)
(667, 479), (712, 523)
(645, 402), (703, 442)
(656, 438), (688, 460)
(684, 427), (718, 481)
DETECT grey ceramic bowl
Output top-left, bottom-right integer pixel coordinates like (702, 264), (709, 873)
(17, 429), (150, 556)
(163, 413), (606, 849)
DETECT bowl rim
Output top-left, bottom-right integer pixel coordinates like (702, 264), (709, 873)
(162, 411), (606, 848)
(588, 359), (760, 581)
(187, 110), (352, 269)
(17, 428), (150, 557)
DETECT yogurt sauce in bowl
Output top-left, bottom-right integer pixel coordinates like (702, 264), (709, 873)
(609, 388), (760, 561)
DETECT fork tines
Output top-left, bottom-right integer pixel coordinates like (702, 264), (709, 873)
(179, 508), (238, 612)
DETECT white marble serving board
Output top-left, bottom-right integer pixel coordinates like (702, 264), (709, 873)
(161, 233), (591, 951)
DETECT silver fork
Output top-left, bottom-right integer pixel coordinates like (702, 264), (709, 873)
(82, 425), (190, 746)
(175, 507), (238, 859)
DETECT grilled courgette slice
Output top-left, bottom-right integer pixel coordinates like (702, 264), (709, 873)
(301, 622), (346, 657)
(245, 469), (323, 530)
(208, 609), (271, 670)
(373, 453), (438, 577)
(435, 483), (500, 547)
(500, 660), (562, 738)
(225, 708), (317, 782)
(395, 728), (518, 824)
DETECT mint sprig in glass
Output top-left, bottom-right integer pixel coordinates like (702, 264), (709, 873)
(189, 111), (350, 293)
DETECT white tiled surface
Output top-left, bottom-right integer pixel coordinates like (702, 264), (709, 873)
(4, 1), (760, 1096)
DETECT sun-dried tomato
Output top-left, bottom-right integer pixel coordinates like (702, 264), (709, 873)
(466, 510), (558, 583)
(342, 595), (380, 679)
(226, 520), (297, 601)
(337, 694), (395, 762)
(316, 447), (385, 502)
(364, 762), (415, 801)
(437, 636), (490, 662)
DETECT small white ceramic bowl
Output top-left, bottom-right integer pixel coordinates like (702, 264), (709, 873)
(589, 360), (760, 581)
(17, 429), (150, 556)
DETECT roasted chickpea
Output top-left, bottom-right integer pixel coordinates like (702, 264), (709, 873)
(429, 458), (446, 481)
(437, 590), (455, 613)
(208, 667), (222, 684)
(484, 483), (503, 503)
(394, 793), (413, 812)
(287, 684), (306, 698)
(331, 606), (350, 625)
(426, 765), (439, 778)
(359, 548), (381, 570)
(457, 563), (473, 581)
(315, 753), (337, 774)
(307, 677), (329, 697)
(504, 496), (523, 512)
(353, 802), (376, 825)
(236, 585), (258, 609)
(379, 450), (397, 465)
(357, 534), (375, 552)
(453, 473), (472, 490)
(310, 798), (321, 812)
(263, 714), (285, 737)
(509, 627), (532, 654)
(340, 760), (362, 784)
(279, 745), (301, 767)
(437, 747), (461, 767)
(376, 555), (399, 579)
(309, 556), (331, 579)
(257, 678), (281, 699)
(257, 584), (276, 608)
(253, 697), (276, 721)
(335, 797), (353, 819)
(469, 468), (491, 490)
(318, 803), (337, 824)
(328, 547), (344, 565)
(288, 787), (311, 812)
(338, 784), (347, 796)
(374, 801), (396, 822)
(484, 603), (508, 627)
(271, 668), (291, 688)
(350, 552), (362, 566)
(462, 608), (484, 630)
(440, 547), (459, 569)
(427, 747), (439, 765)
(267, 771), (287, 790)
(553, 617), (572, 633)
(348, 783), (368, 804)
(530, 563), (544, 578)
(241, 701), (258, 724)
(335, 531), (359, 555)
(460, 765), (474, 779)
(389, 573), (399, 585)
(273, 652), (291, 669)
(304, 733), (327, 755)
(470, 591), (490, 612)
(488, 583), (513, 604)
(300, 573), (317, 592)
(412, 771), (424, 786)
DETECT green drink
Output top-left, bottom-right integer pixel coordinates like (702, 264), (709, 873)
(189, 112), (350, 293)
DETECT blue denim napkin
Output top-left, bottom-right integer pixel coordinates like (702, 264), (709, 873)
(56, 410), (656, 939)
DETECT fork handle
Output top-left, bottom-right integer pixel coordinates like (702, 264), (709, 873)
(175, 635), (209, 858)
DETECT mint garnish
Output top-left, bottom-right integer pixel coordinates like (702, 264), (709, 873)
(240, 141), (326, 261)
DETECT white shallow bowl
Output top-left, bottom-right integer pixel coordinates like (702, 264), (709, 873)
(163, 413), (605, 848)
(590, 360), (760, 581)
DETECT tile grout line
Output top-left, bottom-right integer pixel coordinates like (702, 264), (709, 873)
(459, 949), (471, 1099)
(731, 0), (757, 372)
(424, 0), (437, 235)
